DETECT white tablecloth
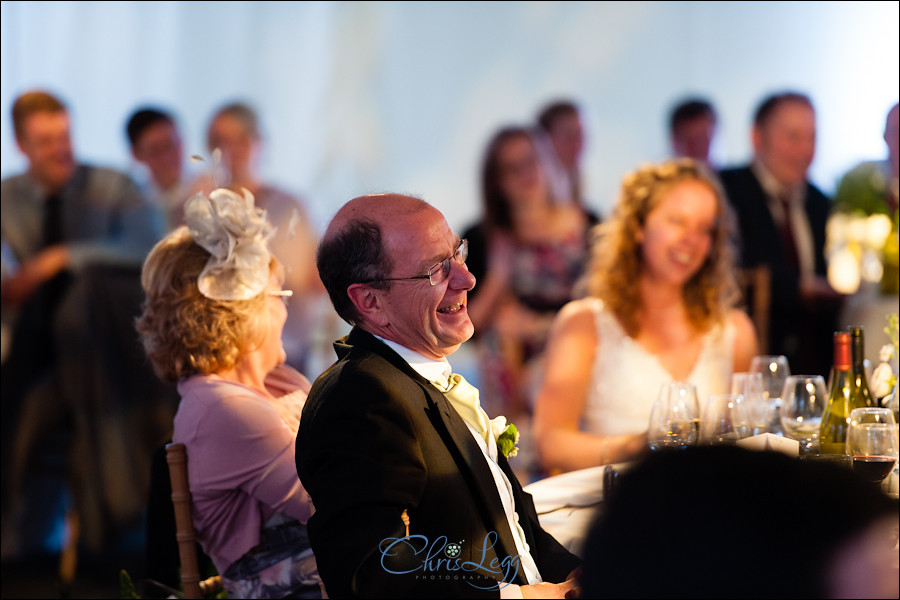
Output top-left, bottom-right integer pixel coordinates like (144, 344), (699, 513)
(524, 464), (628, 557)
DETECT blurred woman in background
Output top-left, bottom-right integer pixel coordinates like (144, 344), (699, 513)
(463, 125), (592, 429)
(203, 101), (339, 377)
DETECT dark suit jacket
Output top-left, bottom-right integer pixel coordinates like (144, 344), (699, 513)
(296, 328), (580, 598)
(718, 165), (834, 371)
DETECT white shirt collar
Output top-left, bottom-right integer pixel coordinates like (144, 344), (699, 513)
(751, 159), (804, 204)
(373, 335), (451, 383)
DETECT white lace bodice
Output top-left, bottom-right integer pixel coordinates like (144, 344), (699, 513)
(582, 298), (735, 435)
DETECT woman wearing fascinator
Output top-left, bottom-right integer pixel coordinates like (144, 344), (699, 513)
(136, 187), (321, 598)
(533, 159), (759, 473)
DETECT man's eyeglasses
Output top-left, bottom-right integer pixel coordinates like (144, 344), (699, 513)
(267, 289), (293, 306)
(361, 239), (468, 286)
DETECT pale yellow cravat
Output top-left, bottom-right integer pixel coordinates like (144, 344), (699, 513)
(431, 373), (492, 445)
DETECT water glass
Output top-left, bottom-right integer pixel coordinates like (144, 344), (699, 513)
(700, 394), (750, 445)
(731, 372), (767, 436)
(648, 382), (701, 450)
(750, 354), (790, 434)
(779, 375), (826, 454)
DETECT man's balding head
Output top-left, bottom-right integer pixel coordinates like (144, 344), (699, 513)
(318, 194), (431, 325)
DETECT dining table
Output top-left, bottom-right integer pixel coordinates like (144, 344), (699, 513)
(523, 463), (628, 557)
(524, 444), (898, 563)
(523, 435), (802, 557)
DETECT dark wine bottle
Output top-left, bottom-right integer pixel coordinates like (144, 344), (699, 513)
(847, 326), (876, 411)
(819, 332), (857, 455)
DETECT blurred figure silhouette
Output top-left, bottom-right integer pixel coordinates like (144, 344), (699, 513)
(832, 101), (900, 296)
(462, 125), (592, 437)
(126, 106), (194, 231)
(536, 98), (601, 224)
(669, 97), (718, 167)
(581, 445), (898, 599)
(719, 91), (841, 378)
(533, 159), (758, 474)
(202, 101), (340, 376)
(833, 101), (899, 220)
(1, 90), (174, 561)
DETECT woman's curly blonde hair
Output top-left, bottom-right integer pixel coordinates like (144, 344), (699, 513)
(577, 159), (741, 336)
(135, 227), (280, 384)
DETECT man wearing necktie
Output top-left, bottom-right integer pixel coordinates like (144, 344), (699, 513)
(0, 90), (171, 560)
(296, 194), (581, 598)
(718, 91), (842, 378)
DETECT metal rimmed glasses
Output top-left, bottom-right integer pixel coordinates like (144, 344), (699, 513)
(360, 238), (468, 286)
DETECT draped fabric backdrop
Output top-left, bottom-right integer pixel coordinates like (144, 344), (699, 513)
(1, 1), (898, 235)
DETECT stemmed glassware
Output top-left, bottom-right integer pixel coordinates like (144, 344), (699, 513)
(700, 394), (750, 445)
(779, 375), (827, 454)
(846, 407), (899, 488)
(731, 372), (767, 436)
(648, 382), (701, 451)
(750, 355), (790, 435)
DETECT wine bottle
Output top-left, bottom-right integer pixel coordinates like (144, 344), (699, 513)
(819, 332), (854, 455)
(847, 326), (877, 410)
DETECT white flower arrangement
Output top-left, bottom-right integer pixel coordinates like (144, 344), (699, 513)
(871, 313), (899, 399)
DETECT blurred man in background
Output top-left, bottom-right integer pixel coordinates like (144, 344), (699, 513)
(669, 97), (718, 167)
(1, 90), (173, 566)
(718, 91), (840, 377)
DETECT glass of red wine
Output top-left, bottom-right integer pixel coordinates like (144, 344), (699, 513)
(846, 407), (898, 488)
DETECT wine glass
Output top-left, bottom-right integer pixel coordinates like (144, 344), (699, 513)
(648, 382), (701, 450)
(731, 372), (767, 436)
(846, 407), (899, 488)
(750, 355), (790, 435)
(779, 375), (827, 455)
(700, 394), (750, 445)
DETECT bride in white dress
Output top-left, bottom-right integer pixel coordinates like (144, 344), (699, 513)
(533, 159), (759, 473)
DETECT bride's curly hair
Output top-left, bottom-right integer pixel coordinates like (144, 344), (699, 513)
(577, 159), (741, 336)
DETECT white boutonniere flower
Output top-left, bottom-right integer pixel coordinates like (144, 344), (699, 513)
(490, 415), (519, 458)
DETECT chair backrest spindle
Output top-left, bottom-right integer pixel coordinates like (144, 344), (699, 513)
(166, 442), (221, 599)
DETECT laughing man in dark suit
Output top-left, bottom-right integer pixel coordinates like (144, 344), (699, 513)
(296, 193), (581, 598)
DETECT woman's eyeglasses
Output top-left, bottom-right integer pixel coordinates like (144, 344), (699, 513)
(267, 289), (293, 306)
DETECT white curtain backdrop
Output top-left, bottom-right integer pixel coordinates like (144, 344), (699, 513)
(2, 0), (898, 234)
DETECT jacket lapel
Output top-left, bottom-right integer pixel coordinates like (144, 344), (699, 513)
(427, 382), (528, 583)
(344, 329), (526, 577)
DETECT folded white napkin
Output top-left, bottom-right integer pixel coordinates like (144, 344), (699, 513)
(736, 432), (799, 456)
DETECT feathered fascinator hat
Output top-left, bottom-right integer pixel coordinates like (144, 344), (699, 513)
(183, 152), (275, 301)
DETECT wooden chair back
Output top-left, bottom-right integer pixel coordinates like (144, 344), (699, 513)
(738, 265), (771, 355)
(165, 442), (223, 599)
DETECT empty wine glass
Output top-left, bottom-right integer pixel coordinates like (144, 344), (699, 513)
(750, 354), (790, 435)
(700, 394), (750, 445)
(648, 382), (701, 450)
(779, 375), (827, 455)
(731, 372), (767, 436)
(846, 407), (899, 488)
